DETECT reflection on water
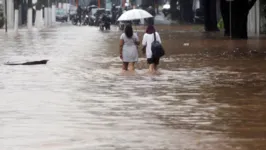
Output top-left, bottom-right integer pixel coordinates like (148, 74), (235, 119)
(0, 24), (266, 150)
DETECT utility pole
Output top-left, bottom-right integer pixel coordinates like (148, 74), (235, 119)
(5, 0), (7, 32)
(229, 0), (231, 38)
(226, 0), (233, 38)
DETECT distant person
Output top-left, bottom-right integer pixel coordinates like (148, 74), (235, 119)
(117, 7), (123, 23)
(146, 6), (155, 25)
(77, 5), (82, 25)
(100, 13), (111, 30)
(142, 25), (162, 73)
(119, 24), (140, 71)
(148, 6), (156, 16)
(118, 7), (123, 16)
(111, 4), (116, 24)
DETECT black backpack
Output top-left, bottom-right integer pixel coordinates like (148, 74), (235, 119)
(151, 32), (165, 58)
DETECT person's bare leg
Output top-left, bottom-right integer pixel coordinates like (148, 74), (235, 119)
(122, 62), (128, 71)
(149, 64), (156, 74)
(148, 64), (152, 72)
(121, 62), (128, 75)
(154, 64), (161, 75)
(154, 64), (158, 71)
(128, 62), (135, 71)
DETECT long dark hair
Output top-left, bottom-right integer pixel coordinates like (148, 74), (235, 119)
(125, 24), (133, 38)
(146, 25), (155, 34)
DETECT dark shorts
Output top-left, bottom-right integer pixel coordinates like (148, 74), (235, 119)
(147, 57), (160, 65)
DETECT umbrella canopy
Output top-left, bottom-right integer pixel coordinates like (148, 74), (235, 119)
(117, 9), (153, 21)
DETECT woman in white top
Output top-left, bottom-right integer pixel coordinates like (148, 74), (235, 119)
(142, 25), (162, 73)
(119, 24), (140, 71)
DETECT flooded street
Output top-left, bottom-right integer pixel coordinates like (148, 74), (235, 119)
(0, 24), (266, 150)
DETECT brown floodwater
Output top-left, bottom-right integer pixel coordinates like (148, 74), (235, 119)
(0, 24), (265, 150)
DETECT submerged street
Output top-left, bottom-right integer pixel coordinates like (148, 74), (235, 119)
(0, 24), (266, 150)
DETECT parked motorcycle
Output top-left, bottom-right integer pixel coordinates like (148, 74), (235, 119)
(99, 22), (105, 31)
(83, 15), (90, 25)
(71, 14), (80, 25)
(99, 14), (111, 31)
(88, 15), (96, 26)
(118, 22), (125, 31)
(99, 21), (111, 31)
(88, 8), (105, 26)
(89, 14), (101, 26)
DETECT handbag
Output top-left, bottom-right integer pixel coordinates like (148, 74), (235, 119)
(151, 32), (165, 58)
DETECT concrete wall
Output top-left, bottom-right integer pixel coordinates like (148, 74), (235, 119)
(248, 0), (260, 36)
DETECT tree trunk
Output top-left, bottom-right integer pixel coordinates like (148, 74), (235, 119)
(231, 0), (248, 39)
(35, 0), (43, 28)
(28, 0), (33, 29)
(14, 0), (20, 32)
(220, 0), (257, 39)
(203, 0), (219, 31)
(170, 0), (178, 20)
(155, 0), (159, 14)
(49, 0), (52, 26)
(21, 0), (26, 25)
(179, 0), (193, 23)
(52, 0), (56, 23)
(220, 0), (230, 36)
(44, 0), (48, 26)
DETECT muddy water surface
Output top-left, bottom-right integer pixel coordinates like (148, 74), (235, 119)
(0, 24), (265, 150)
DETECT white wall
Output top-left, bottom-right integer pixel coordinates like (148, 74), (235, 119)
(248, 0), (260, 36)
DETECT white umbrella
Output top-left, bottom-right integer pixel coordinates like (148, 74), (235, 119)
(117, 9), (153, 21)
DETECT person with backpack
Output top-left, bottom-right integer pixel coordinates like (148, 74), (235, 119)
(119, 24), (140, 71)
(142, 25), (164, 73)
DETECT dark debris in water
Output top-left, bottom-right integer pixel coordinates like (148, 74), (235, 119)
(5, 60), (49, 66)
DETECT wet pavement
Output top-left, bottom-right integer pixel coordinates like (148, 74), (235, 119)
(0, 24), (266, 150)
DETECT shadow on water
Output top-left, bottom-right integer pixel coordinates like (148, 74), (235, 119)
(0, 24), (265, 150)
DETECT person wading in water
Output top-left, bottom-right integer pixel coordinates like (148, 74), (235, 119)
(142, 25), (162, 74)
(119, 24), (140, 73)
